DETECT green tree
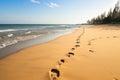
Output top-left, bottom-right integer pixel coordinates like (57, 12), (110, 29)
(87, 0), (120, 24)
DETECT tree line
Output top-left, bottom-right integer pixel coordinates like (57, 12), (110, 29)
(87, 0), (120, 24)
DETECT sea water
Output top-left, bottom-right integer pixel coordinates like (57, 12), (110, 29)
(0, 24), (80, 58)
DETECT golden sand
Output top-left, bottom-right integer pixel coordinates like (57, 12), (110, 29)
(0, 25), (120, 80)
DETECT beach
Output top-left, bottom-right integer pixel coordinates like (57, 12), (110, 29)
(0, 25), (120, 80)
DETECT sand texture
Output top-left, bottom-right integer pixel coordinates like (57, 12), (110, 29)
(0, 25), (120, 80)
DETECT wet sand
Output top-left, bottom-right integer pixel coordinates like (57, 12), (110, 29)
(0, 25), (120, 80)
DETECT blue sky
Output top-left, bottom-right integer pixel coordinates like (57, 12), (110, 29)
(0, 0), (118, 24)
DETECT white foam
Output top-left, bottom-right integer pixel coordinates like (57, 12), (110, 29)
(0, 29), (28, 32)
(7, 34), (13, 37)
(0, 29), (15, 32)
(25, 31), (31, 34)
(6, 40), (18, 46)
(0, 44), (6, 48)
(0, 34), (41, 49)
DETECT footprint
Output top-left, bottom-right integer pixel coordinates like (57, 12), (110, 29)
(88, 42), (91, 45)
(49, 68), (60, 80)
(68, 52), (75, 56)
(113, 36), (117, 38)
(58, 59), (65, 65)
(76, 41), (80, 44)
(76, 39), (80, 41)
(107, 36), (110, 38)
(113, 77), (119, 80)
(75, 44), (80, 48)
(67, 52), (75, 57)
(99, 37), (102, 39)
(91, 39), (96, 41)
(71, 48), (75, 51)
(60, 59), (65, 63)
(89, 50), (94, 53)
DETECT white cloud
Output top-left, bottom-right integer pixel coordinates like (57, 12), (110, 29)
(31, 0), (40, 4)
(47, 2), (59, 8)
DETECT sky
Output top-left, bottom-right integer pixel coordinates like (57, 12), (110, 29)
(0, 0), (118, 24)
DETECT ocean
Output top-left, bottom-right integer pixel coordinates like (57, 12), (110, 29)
(0, 24), (80, 58)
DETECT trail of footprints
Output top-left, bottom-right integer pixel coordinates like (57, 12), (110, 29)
(88, 35), (120, 54)
(88, 36), (120, 80)
(49, 28), (85, 80)
(48, 28), (120, 80)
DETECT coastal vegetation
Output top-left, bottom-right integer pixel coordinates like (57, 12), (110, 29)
(87, 0), (120, 24)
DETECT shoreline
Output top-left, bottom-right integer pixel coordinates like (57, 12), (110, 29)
(0, 27), (77, 59)
(0, 26), (84, 80)
(1, 25), (120, 80)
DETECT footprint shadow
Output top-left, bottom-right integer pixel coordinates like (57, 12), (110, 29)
(113, 36), (117, 38)
(71, 47), (75, 51)
(88, 41), (91, 46)
(58, 59), (65, 65)
(113, 77), (119, 80)
(75, 44), (80, 48)
(66, 52), (75, 57)
(106, 36), (110, 38)
(76, 41), (80, 44)
(89, 50), (94, 53)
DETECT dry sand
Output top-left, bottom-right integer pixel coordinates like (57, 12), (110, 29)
(0, 25), (120, 80)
